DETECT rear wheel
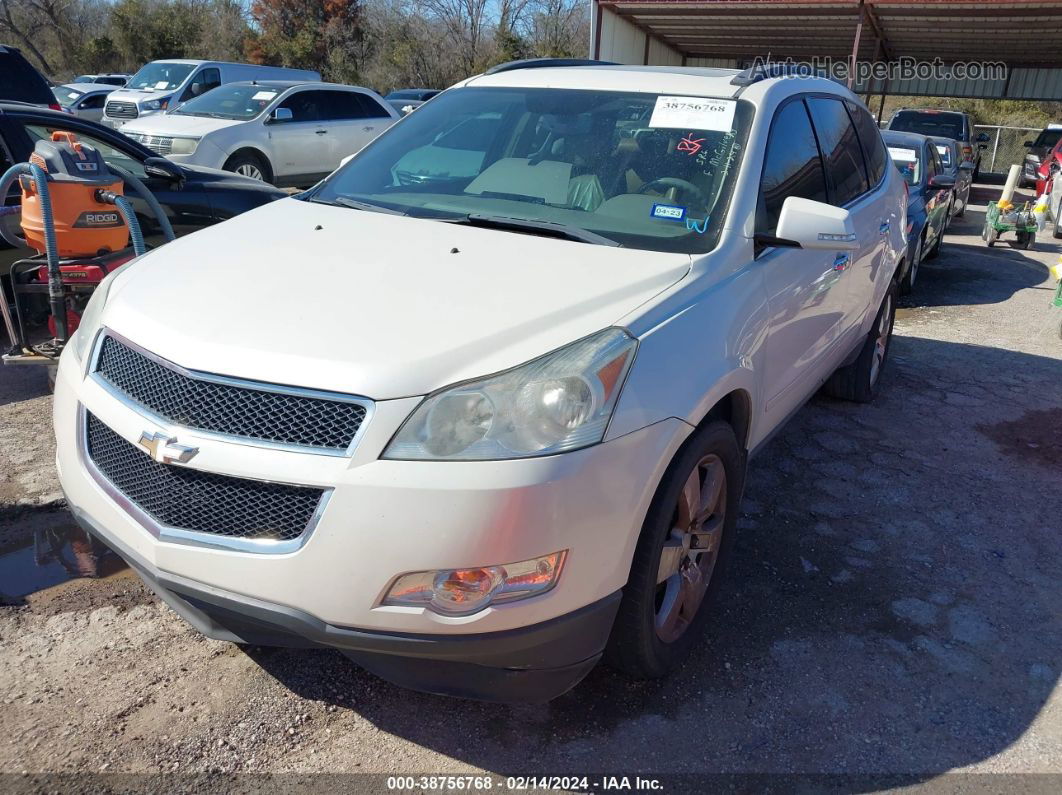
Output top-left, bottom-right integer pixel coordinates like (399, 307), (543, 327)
(824, 281), (897, 404)
(606, 420), (744, 679)
(224, 151), (273, 184)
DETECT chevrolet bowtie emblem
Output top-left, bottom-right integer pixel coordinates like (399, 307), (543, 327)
(137, 431), (199, 465)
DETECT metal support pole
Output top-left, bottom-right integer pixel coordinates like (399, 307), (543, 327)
(877, 82), (887, 123)
(848, 0), (866, 90)
(991, 128), (1001, 172)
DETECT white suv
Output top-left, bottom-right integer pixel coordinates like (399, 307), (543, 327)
(54, 62), (907, 702)
(120, 81), (400, 187)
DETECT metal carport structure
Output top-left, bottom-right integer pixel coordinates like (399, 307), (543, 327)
(590, 0), (1062, 101)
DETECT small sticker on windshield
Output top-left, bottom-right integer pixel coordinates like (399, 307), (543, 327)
(154, 81), (169, 89)
(252, 91), (278, 101)
(651, 203), (686, 222)
(650, 96), (735, 132)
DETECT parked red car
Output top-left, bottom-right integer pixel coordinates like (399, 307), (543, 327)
(1035, 136), (1062, 196)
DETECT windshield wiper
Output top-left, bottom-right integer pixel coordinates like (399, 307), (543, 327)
(322, 196), (408, 216)
(451, 214), (620, 247)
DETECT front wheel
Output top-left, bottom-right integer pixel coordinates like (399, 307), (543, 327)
(823, 281), (897, 403)
(605, 421), (744, 679)
(223, 151), (273, 184)
(900, 235), (922, 295)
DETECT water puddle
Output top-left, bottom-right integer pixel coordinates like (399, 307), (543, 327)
(0, 519), (129, 603)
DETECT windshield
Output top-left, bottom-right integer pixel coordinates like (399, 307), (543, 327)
(889, 111), (965, 141)
(53, 87), (84, 107)
(310, 87), (752, 254)
(127, 63), (195, 92)
(72, 75), (95, 84)
(886, 144), (921, 186)
(1034, 129), (1062, 149)
(174, 84), (279, 120)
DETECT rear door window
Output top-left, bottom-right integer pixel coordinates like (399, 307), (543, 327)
(756, 98), (828, 238)
(805, 96), (869, 206)
(846, 100), (888, 187)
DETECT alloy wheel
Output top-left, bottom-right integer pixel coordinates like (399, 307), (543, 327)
(236, 163), (264, 180)
(655, 454), (727, 643)
(870, 293), (893, 386)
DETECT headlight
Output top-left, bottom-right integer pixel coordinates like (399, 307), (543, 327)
(141, 96), (170, 111)
(1026, 154), (1042, 164)
(70, 263), (130, 365)
(382, 551), (566, 616)
(168, 137), (199, 155)
(383, 328), (637, 461)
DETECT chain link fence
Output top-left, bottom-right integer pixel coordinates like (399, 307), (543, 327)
(974, 124), (1040, 176)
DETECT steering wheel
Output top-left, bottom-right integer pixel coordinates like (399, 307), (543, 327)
(638, 177), (709, 208)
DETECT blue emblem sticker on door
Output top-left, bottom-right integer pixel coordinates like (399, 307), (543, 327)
(650, 203), (687, 222)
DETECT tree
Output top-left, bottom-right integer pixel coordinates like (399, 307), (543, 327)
(247, 0), (363, 79)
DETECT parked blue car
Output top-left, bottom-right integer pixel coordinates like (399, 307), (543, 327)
(882, 130), (955, 294)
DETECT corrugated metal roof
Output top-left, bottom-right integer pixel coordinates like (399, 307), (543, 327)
(595, 0), (1062, 98)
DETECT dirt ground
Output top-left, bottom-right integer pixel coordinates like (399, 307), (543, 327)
(1, 182), (1060, 789)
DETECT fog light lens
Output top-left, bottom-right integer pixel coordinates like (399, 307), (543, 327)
(382, 551), (567, 616)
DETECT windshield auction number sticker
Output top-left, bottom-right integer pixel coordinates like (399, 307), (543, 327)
(650, 96), (736, 132)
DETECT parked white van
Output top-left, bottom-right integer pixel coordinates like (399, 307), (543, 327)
(101, 60), (320, 130)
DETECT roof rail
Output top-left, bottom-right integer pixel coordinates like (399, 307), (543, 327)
(730, 62), (826, 86)
(484, 58), (617, 76)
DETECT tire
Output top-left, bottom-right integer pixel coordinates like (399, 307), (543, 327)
(823, 281), (897, 404)
(605, 420), (744, 680)
(1054, 218), (1062, 240)
(900, 234), (922, 295)
(223, 151), (273, 184)
(925, 222), (943, 260)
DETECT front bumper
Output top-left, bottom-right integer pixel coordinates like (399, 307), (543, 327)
(54, 338), (691, 698)
(71, 503), (620, 701)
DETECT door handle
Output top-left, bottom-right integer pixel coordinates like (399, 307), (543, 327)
(315, 129), (328, 135)
(833, 253), (850, 271)
(879, 221), (890, 236)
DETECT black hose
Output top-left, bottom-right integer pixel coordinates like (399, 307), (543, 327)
(106, 163), (176, 243)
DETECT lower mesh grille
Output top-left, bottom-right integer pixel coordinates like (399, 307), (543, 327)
(86, 412), (325, 543)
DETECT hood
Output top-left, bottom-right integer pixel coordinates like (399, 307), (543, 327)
(102, 199), (691, 400)
(121, 113), (245, 137)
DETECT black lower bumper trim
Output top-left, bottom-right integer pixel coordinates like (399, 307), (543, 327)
(69, 502), (622, 702)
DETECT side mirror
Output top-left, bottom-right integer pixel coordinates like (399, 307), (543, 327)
(269, 107), (293, 123)
(928, 174), (955, 189)
(190, 83), (205, 97)
(1050, 162), (1061, 174)
(1024, 140), (1035, 148)
(339, 153), (356, 168)
(773, 197), (859, 251)
(978, 143), (988, 150)
(144, 156), (185, 184)
(976, 132), (990, 143)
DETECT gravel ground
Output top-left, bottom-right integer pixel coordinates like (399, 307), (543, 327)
(1, 183), (1060, 788)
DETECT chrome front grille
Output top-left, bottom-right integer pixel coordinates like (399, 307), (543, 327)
(93, 334), (370, 452)
(85, 412), (325, 544)
(124, 132), (172, 155)
(105, 100), (138, 119)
